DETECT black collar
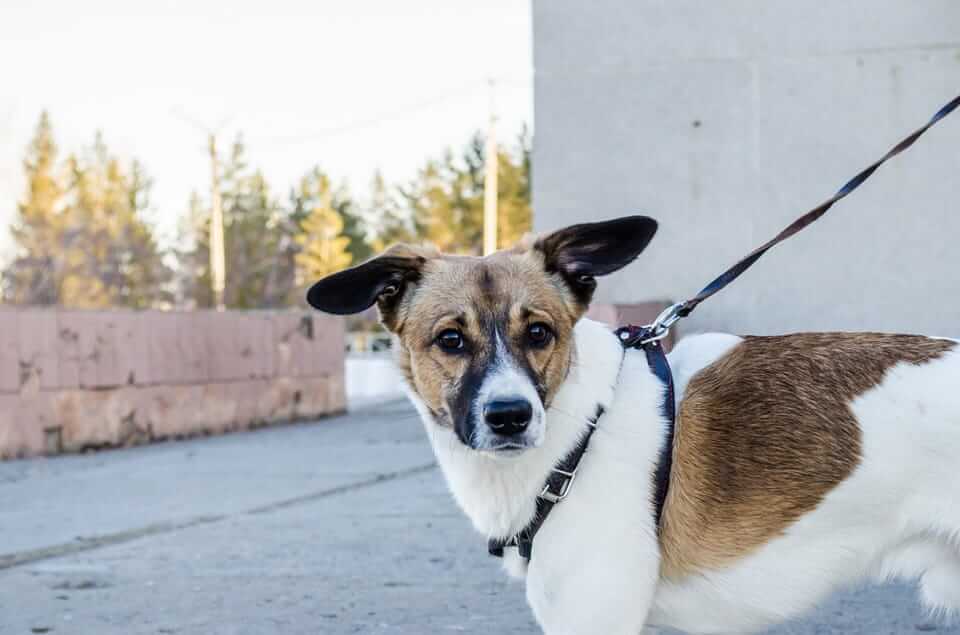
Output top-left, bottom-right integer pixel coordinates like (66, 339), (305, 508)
(488, 326), (676, 561)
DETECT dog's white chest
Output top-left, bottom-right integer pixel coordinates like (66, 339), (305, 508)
(516, 349), (669, 635)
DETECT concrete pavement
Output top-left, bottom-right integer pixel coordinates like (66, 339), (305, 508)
(0, 401), (956, 634)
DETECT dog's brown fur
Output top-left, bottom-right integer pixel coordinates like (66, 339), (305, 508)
(384, 243), (587, 428)
(659, 333), (956, 580)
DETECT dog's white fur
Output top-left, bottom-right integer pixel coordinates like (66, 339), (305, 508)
(406, 318), (960, 634)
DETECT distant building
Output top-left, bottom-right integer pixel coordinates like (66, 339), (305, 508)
(532, 1), (960, 336)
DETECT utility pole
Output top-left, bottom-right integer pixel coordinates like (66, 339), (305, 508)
(170, 108), (231, 311)
(208, 134), (226, 311)
(482, 79), (498, 256)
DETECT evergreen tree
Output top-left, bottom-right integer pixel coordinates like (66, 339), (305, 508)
(177, 136), (300, 309)
(290, 167), (370, 264)
(173, 191), (212, 307)
(401, 149), (482, 254)
(219, 137), (289, 308)
(367, 170), (416, 251)
(396, 129), (531, 254)
(3, 111), (63, 304)
(58, 135), (171, 308)
(291, 168), (354, 285)
(495, 126), (533, 249)
(3, 114), (170, 307)
(294, 198), (353, 284)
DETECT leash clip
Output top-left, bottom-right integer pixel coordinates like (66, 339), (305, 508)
(647, 302), (685, 340)
(619, 302), (685, 346)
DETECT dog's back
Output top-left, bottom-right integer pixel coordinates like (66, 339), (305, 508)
(652, 332), (960, 633)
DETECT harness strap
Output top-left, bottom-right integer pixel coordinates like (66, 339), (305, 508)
(488, 405), (606, 560)
(614, 326), (676, 532)
(488, 328), (678, 561)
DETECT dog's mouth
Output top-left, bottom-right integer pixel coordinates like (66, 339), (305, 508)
(451, 411), (544, 455)
(480, 440), (534, 456)
(467, 417), (545, 456)
(450, 394), (547, 455)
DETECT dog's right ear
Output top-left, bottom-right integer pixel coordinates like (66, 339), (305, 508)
(306, 244), (434, 329)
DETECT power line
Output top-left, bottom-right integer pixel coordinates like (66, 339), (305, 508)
(251, 75), (531, 150)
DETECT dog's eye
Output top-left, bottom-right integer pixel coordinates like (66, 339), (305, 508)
(527, 323), (553, 347)
(436, 329), (465, 352)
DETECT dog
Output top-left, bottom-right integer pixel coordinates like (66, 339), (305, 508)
(307, 216), (960, 634)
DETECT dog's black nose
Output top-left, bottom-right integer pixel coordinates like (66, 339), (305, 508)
(483, 399), (532, 435)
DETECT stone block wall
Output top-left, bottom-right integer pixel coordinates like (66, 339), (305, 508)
(0, 309), (346, 459)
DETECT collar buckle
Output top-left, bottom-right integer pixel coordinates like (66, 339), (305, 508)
(488, 403), (609, 561)
(538, 467), (577, 504)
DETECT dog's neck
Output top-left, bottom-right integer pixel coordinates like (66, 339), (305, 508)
(406, 318), (626, 540)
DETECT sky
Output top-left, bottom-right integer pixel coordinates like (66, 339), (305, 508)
(0, 0), (533, 256)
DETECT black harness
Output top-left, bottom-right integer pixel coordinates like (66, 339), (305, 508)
(488, 93), (959, 563)
(489, 324), (676, 560)
(487, 403), (607, 559)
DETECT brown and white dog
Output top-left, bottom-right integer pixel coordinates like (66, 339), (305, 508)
(307, 216), (960, 634)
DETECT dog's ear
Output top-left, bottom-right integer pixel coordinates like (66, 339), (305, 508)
(306, 244), (435, 330)
(534, 215), (658, 305)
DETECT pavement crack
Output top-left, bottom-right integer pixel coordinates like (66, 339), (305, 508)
(244, 463), (437, 515)
(0, 462), (437, 571)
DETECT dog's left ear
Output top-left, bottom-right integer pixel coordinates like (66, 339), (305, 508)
(535, 215), (658, 304)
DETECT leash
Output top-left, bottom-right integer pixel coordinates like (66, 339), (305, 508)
(489, 93), (960, 562)
(636, 93), (960, 341)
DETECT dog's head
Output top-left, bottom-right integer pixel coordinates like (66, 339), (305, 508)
(307, 216), (657, 455)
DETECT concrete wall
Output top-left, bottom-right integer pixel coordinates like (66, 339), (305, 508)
(0, 309), (345, 459)
(533, 1), (960, 336)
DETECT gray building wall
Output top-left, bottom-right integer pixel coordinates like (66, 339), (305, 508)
(533, 1), (960, 336)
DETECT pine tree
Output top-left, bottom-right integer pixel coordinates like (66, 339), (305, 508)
(3, 112), (65, 304)
(57, 134), (171, 308)
(401, 149), (481, 254)
(397, 129), (531, 254)
(294, 196), (353, 284)
(219, 137), (288, 308)
(173, 191), (212, 307)
(4, 114), (170, 307)
(290, 167), (370, 264)
(495, 127), (533, 249)
(176, 136), (300, 309)
(368, 170), (415, 251)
